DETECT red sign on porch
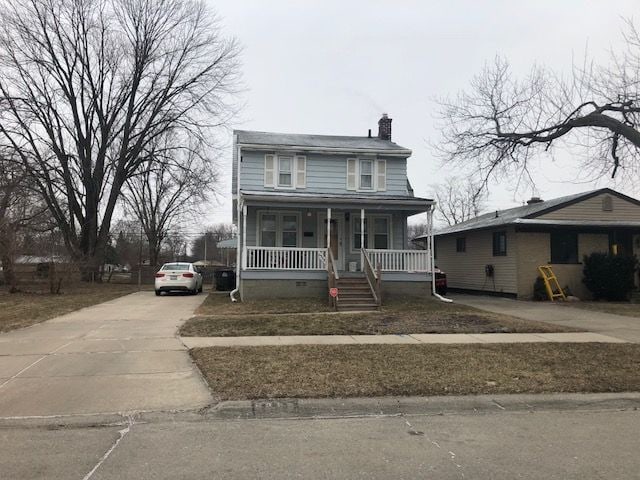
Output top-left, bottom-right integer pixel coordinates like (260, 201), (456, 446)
(329, 287), (338, 298)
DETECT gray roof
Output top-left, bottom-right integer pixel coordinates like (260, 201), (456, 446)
(217, 238), (238, 249)
(416, 188), (639, 238)
(241, 190), (433, 212)
(235, 130), (411, 155)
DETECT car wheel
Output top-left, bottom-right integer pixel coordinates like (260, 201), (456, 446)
(155, 290), (161, 296)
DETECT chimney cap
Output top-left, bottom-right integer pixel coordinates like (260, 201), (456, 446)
(526, 196), (544, 205)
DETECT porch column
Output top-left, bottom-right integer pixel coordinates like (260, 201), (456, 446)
(360, 208), (365, 271)
(326, 207), (331, 262)
(242, 203), (247, 269)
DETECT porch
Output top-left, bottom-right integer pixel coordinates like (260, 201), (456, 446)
(236, 191), (435, 305)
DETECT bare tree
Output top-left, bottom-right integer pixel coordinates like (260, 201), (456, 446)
(191, 223), (235, 263)
(0, 153), (49, 292)
(0, 0), (239, 277)
(122, 131), (218, 266)
(431, 177), (487, 226)
(436, 19), (640, 188)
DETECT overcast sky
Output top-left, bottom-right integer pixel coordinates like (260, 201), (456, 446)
(204, 0), (640, 227)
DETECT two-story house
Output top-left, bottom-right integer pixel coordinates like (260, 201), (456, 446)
(230, 115), (435, 310)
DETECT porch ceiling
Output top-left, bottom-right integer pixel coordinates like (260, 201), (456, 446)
(240, 190), (433, 214)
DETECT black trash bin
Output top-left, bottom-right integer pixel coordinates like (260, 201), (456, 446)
(214, 269), (236, 291)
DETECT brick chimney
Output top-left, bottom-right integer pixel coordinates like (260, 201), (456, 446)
(378, 113), (392, 141)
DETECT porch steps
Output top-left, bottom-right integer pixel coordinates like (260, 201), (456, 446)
(335, 275), (378, 312)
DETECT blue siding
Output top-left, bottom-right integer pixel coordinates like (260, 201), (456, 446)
(239, 150), (409, 196)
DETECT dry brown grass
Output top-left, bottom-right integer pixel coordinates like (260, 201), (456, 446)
(196, 292), (332, 316)
(191, 343), (640, 400)
(561, 302), (640, 318)
(0, 283), (139, 333)
(182, 296), (577, 336)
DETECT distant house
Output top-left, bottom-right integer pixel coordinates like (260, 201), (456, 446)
(231, 115), (436, 308)
(415, 188), (640, 299)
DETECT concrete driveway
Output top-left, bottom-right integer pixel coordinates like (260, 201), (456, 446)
(452, 294), (640, 342)
(0, 292), (212, 417)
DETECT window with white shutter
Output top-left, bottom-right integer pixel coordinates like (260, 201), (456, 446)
(295, 156), (306, 188)
(264, 154), (275, 187)
(346, 158), (357, 190)
(376, 159), (386, 191)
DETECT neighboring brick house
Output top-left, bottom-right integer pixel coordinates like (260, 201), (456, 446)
(231, 115), (436, 309)
(415, 189), (640, 299)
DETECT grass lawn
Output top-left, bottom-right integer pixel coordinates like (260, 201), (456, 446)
(0, 283), (139, 333)
(561, 302), (640, 318)
(182, 296), (577, 336)
(191, 343), (640, 400)
(196, 292), (332, 316)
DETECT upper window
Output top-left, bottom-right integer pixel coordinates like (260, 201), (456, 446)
(492, 231), (507, 256)
(456, 237), (466, 253)
(265, 154), (305, 189)
(278, 156), (292, 187)
(550, 231), (578, 264)
(360, 159), (373, 190)
(346, 158), (386, 192)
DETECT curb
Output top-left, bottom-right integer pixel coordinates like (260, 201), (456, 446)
(205, 392), (640, 420)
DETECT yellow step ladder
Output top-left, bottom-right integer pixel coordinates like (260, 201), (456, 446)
(537, 265), (566, 301)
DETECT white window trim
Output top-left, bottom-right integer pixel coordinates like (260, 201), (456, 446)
(257, 210), (302, 247)
(358, 158), (375, 191)
(348, 157), (386, 193)
(350, 213), (393, 253)
(276, 154), (294, 189)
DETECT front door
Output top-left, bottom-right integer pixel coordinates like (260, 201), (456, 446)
(320, 214), (344, 270)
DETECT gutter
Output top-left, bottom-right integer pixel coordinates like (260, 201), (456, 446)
(230, 140), (241, 302)
(237, 142), (412, 157)
(428, 205), (452, 303)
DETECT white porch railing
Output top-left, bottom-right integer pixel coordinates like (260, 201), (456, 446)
(364, 249), (432, 272)
(245, 246), (327, 270)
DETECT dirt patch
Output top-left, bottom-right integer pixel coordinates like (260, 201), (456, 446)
(192, 343), (640, 400)
(181, 309), (578, 337)
(196, 292), (331, 316)
(0, 283), (139, 333)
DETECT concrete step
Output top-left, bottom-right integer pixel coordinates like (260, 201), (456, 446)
(337, 304), (378, 312)
(338, 293), (375, 299)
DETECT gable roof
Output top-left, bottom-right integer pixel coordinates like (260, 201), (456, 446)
(416, 188), (640, 238)
(234, 130), (412, 155)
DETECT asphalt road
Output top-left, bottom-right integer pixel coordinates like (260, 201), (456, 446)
(2, 405), (639, 479)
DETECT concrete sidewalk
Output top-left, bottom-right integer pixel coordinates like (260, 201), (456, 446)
(181, 331), (626, 348)
(0, 292), (212, 417)
(451, 294), (640, 342)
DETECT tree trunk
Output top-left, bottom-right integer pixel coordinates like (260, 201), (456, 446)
(1, 253), (18, 293)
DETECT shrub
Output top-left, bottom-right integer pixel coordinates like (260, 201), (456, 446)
(582, 253), (638, 301)
(533, 276), (548, 301)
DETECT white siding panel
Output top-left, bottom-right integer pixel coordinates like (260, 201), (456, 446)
(539, 193), (640, 221)
(435, 228), (518, 294)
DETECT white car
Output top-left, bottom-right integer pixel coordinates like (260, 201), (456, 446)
(154, 262), (203, 296)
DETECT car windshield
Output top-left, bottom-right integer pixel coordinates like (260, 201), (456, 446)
(161, 263), (190, 271)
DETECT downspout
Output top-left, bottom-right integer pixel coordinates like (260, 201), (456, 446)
(230, 142), (241, 302)
(429, 205), (452, 303)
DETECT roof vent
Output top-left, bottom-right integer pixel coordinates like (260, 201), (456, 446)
(495, 210), (499, 218)
(526, 196), (543, 205)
